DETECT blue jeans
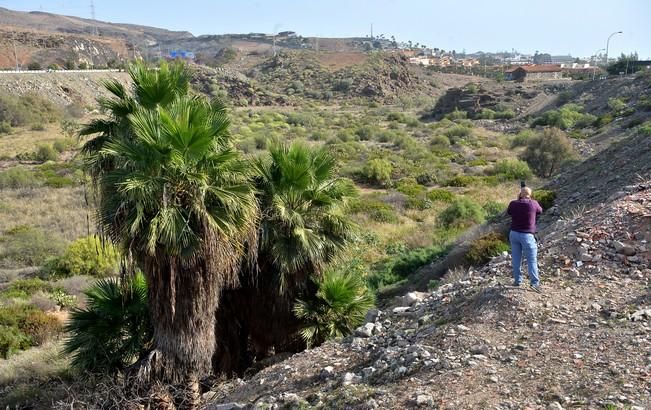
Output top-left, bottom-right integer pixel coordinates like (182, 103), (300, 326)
(509, 230), (540, 286)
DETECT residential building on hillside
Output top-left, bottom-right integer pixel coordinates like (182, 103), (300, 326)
(505, 64), (562, 81)
(504, 54), (533, 65)
(408, 56), (430, 66)
(551, 55), (576, 64)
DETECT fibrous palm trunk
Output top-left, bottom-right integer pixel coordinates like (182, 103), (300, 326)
(130, 236), (241, 408)
(213, 255), (314, 376)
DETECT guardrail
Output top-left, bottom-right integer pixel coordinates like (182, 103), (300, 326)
(0, 69), (124, 74)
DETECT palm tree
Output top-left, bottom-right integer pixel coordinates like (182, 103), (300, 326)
(213, 142), (356, 375)
(294, 269), (374, 347)
(81, 62), (257, 407)
(64, 271), (151, 373)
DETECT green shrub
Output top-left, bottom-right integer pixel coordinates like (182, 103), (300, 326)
(50, 236), (119, 278)
(0, 326), (32, 358)
(511, 129), (535, 148)
(0, 120), (12, 134)
(478, 108), (495, 119)
(35, 145), (58, 162)
(1, 278), (54, 299)
(639, 121), (651, 136)
(532, 189), (556, 210)
(0, 168), (40, 189)
(64, 272), (152, 373)
(430, 134), (451, 148)
(595, 114), (613, 127)
(362, 158), (393, 187)
(30, 123), (46, 131)
(294, 270), (374, 347)
(492, 159), (532, 180)
(0, 304), (62, 355)
(349, 197), (398, 223)
(444, 175), (479, 187)
(608, 97), (627, 113)
(445, 125), (471, 140)
(531, 104), (593, 130)
(465, 232), (510, 266)
(494, 110), (516, 120)
(483, 200), (505, 221)
(520, 128), (574, 178)
(1, 226), (65, 266)
(426, 188), (455, 203)
(445, 108), (467, 120)
(438, 198), (485, 229)
(367, 246), (446, 290)
(395, 179), (426, 197)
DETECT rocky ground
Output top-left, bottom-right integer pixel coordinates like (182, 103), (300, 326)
(204, 180), (651, 409)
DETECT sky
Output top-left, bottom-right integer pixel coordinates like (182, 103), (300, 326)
(1, 0), (649, 58)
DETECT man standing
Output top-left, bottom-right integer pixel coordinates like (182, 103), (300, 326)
(507, 186), (543, 292)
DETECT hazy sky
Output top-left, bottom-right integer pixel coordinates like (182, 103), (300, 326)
(2, 0), (649, 58)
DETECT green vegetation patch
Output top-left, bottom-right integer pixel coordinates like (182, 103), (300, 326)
(465, 232), (510, 266)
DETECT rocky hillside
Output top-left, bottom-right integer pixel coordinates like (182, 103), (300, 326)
(199, 111), (651, 408)
(205, 184), (650, 409)
(199, 51), (473, 106)
(0, 26), (130, 70)
(0, 71), (130, 107)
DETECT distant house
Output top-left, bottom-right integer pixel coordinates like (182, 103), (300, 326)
(408, 56), (430, 66)
(505, 64), (562, 81)
(168, 50), (195, 60)
(504, 54), (533, 65)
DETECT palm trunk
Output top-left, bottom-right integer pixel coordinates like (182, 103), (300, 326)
(132, 233), (241, 409)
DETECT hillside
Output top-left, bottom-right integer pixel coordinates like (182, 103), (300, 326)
(203, 127), (651, 409)
(0, 7), (378, 70)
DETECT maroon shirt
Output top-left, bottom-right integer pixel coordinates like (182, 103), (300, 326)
(507, 199), (542, 233)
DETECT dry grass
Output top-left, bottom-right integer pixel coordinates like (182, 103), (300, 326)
(0, 186), (89, 241)
(0, 124), (71, 159)
(0, 340), (70, 386)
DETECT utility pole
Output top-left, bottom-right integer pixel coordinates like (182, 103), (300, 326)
(371, 23), (373, 39)
(12, 32), (19, 71)
(90, 0), (98, 36)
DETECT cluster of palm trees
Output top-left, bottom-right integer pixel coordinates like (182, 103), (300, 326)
(76, 61), (368, 407)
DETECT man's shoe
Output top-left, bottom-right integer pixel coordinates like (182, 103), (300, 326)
(530, 284), (542, 293)
(512, 281), (521, 287)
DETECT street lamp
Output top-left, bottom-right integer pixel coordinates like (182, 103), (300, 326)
(605, 31), (623, 66)
(593, 48), (605, 64)
(592, 48), (605, 80)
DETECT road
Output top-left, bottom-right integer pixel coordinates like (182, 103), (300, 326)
(0, 69), (123, 75)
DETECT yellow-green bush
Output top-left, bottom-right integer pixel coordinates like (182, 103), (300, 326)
(362, 158), (393, 187)
(51, 236), (119, 278)
(426, 188), (455, 203)
(438, 198), (485, 229)
(532, 189), (556, 210)
(492, 159), (532, 180)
